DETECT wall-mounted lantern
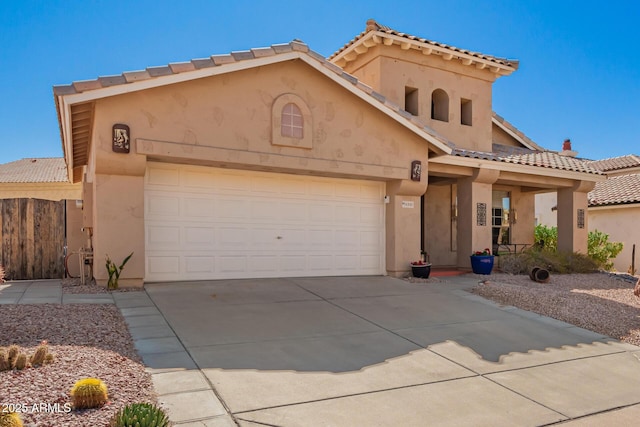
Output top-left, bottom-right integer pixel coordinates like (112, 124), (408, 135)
(112, 124), (130, 153)
(411, 160), (422, 181)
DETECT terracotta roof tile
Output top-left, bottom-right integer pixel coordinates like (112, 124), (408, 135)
(589, 174), (640, 206)
(586, 155), (640, 172)
(98, 75), (127, 87)
(492, 113), (544, 151)
(123, 70), (151, 83)
(251, 47), (276, 58)
(168, 62), (196, 73)
(191, 58), (216, 69)
(146, 66), (173, 77)
(452, 148), (602, 174)
(230, 50), (254, 61)
(0, 158), (69, 183)
(210, 54), (236, 65)
(330, 19), (519, 69)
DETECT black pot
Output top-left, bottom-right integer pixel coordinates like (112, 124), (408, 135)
(411, 263), (432, 278)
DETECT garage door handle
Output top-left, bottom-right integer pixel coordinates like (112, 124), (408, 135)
(276, 236), (283, 239)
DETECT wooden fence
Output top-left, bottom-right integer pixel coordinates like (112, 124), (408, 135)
(0, 199), (65, 280)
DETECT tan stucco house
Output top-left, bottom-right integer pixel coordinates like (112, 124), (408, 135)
(54, 20), (604, 286)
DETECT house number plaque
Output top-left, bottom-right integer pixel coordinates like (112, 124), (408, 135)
(112, 124), (130, 153)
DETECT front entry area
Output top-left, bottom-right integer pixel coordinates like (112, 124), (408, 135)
(144, 163), (385, 281)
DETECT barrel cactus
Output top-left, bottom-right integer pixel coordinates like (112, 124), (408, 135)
(70, 378), (108, 409)
(0, 348), (10, 371)
(0, 411), (23, 427)
(7, 345), (19, 368)
(30, 341), (50, 367)
(109, 403), (171, 427)
(14, 353), (27, 370)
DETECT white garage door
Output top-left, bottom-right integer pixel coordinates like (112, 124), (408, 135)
(144, 163), (385, 281)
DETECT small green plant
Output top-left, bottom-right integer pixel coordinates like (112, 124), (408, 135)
(0, 411), (23, 427)
(70, 378), (108, 409)
(109, 402), (171, 427)
(106, 252), (133, 290)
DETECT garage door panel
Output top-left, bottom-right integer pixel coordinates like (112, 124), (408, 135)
(147, 226), (180, 246)
(250, 256), (279, 272)
(216, 198), (250, 219)
(185, 257), (215, 274)
(184, 227), (215, 245)
(184, 198), (215, 218)
(148, 256), (180, 275)
(148, 195), (180, 216)
(145, 164), (385, 281)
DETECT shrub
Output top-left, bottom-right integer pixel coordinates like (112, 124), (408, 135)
(0, 411), (23, 427)
(70, 378), (108, 409)
(588, 230), (623, 271)
(533, 225), (623, 271)
(500, 249), (599, 275)
(109, 403), (171, 427)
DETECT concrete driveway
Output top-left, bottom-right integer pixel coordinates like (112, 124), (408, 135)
(134, 275), (640, 426)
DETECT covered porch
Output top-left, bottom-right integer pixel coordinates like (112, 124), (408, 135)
(423, 154), (604, 269)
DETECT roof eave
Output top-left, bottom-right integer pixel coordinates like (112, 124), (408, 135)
(330, 30), (518, 77)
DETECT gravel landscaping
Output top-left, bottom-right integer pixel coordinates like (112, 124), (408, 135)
(0, 304), (155, 427)
(472, 272), (640, 346)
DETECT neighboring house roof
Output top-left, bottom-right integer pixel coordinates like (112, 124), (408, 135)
(589, 174), (640, 206)
(53, 40), (456, 181)
(330, 19), (519, 74)
(586, 154), (640, 173)
(452, 147), (602, 175)
(0, 158), (69, 183)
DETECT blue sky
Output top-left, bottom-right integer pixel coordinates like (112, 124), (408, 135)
(1, 0), (638, 164)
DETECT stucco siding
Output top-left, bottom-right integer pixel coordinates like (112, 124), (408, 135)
(589, 206), (640, 273)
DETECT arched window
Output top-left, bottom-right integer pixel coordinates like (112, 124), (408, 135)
(431, 89), (449, 122)
(281, 103), (303, 139)
(272, 93), (312, 149)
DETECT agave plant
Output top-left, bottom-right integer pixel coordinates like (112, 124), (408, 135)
(109, 402), (171, 427)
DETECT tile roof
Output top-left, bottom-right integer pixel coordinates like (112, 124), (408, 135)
(589, 174), (640, 206)
(452, 147), (602, 175)
(0, 158), (69, 183)
(329, 19), (519, 69)
(585, 154), (640, 172)
(53, 40), (456, 155)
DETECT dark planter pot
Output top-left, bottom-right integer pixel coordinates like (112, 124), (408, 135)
(411, 263), (432, 278)
(470, 255), (494, 275)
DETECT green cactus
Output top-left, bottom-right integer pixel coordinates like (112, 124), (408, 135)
(7, 345), (19, 368)
(0, 348), (10, 371)
(44, 353), (54, 364)
(30, 341), (49, 366)
(70, 378), (108, 409)
(14, 353), (28, 370)
(0, 411), (23, 427)
(109, 403), (171, 427)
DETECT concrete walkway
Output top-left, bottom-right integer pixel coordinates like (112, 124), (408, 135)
(2, 276), (640, 426)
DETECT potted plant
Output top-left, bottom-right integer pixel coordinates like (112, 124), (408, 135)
(470, 248), (494, 275)
(410, 252), (432, 278)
